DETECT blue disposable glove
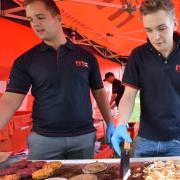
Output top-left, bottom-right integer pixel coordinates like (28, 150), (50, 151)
(111, 124), (132, 156)
(106, 121), (115, 144)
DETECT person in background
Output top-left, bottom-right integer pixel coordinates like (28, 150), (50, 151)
(111, 0), (180, 157)
(0, 0), (115, 160)
(103, 72), (125, 108)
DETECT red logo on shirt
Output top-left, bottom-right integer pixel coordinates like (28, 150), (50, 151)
(176, 65), (180, 73)
(75, 60), (88, 68)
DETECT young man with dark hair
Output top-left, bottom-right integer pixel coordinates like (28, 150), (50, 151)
(0, 0), (115, 160)
(111, 0), (180, 157)
(103, 72), (124, 108)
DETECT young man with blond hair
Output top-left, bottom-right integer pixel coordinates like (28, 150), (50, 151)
(112, 0), (180, 157)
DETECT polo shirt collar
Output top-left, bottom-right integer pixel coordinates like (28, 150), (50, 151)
(40, 39), (75, 52)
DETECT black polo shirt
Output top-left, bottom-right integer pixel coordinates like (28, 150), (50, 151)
(6, 40), (103, 137)
(123, 33), (180, 141)
(112, 79), (125, 106)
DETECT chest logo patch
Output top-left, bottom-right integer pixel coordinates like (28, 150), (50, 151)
(176, 65), (180, 73)
(75, 60), (88, 68)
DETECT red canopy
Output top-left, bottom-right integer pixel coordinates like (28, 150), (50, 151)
(57, 0), (180, 56)
(3, 0), (180, 57)
(0, 18), (40, 79)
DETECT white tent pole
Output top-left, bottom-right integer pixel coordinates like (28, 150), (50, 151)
(4, 6), (24, 14)
(4, 13), (27, 20)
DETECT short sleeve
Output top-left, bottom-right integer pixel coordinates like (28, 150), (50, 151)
(122, 49), (140, 89)
(6, 57), (32, 94)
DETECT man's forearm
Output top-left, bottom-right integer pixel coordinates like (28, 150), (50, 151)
(92, 88), (112, 123)
(0, 100), (17, 130)
(110, 94), (116, 105)
(117, 87), (138, 125)
(118, 97), (135, 125)
(0, 93), (25, 130)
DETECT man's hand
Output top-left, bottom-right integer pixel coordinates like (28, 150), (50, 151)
(106, 121), (115, 144)
(111, 124), (132, 156)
